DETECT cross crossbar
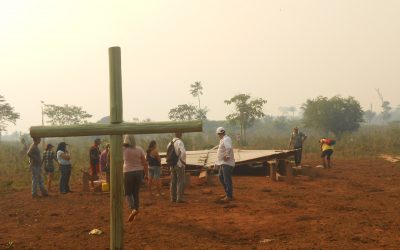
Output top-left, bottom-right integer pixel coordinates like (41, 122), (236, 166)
(30, 120), (202, 138)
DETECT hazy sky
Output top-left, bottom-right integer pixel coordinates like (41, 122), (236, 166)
(1, 0), (399, 133)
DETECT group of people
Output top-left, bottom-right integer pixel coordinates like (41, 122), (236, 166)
(123, 127), (235, 222)
(27, 138), (71, 197)
(288, 127), (335, 168)
(27, 126), (334, 223)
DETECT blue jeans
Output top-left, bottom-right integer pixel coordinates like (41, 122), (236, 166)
(148, 166), (161, 180)
(60, 165), (72, 193)
(219, 164), (234, 199)
(294, 146), (303, 166)
(31, 166), (47, 196)
(170, 165), (185, 202)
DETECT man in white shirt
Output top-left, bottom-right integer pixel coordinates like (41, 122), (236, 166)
(167, 132), (186, 203)
(215, 127), (235, 202)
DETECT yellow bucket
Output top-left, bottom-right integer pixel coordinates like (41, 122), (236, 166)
(102, 182), (109, 192)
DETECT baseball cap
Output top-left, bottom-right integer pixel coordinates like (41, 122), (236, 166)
(216, 127), (225, 134)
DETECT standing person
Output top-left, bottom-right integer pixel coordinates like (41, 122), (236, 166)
(42, 144), (58, 192)
(288, 127), (307, 167)
(215, 127), (235, 202)
(100, 143), (111, 183)
(27, 137), (48, 198)
(123, 134), (148, 222)
(89, 138), (101, 188)
(320, 138), (334, 168)
(146, 140), (164, 196)
(166, 132), (186, 203)
(56, 142), (72, 194)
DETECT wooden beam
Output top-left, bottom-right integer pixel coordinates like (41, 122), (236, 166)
(30, 120), (203, 138)
(109, 46), (124, 250)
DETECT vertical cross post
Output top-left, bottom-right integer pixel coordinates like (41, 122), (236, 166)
(109, 47), (124, 250)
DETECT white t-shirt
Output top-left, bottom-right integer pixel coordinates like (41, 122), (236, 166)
(216, 135), (235, 167)
(57, 150), (71, 165)
(167, 138), (186, 168)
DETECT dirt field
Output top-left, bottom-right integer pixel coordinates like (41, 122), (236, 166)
(1, 158), (400, 250)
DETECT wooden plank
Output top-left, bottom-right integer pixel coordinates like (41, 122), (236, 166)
(30, 120), (203, 138)
(109, 47), (124, 250)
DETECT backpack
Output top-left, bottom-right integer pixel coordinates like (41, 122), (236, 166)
(324, 138), (336, 146)
(166, 139), (179, 167)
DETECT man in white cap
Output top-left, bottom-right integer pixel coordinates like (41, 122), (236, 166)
(215, 127), (235, 202)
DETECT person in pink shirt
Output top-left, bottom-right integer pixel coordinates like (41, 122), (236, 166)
(123, 134), (148, 222)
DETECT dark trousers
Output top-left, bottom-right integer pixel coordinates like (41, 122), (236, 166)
(124, 171), (143, 211)
(294, 147), (303, 166)
(60, 165), (72, 193)
(219, 164), (234, 199)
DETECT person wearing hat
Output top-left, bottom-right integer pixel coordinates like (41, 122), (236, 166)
(27, 137), (49, 198)
(288, 127), (307, 167)
(89, 138), (102, 188)
(56, 142), (72, 194)
(215, 127), (235, 202)
(42, 143), (58, 192)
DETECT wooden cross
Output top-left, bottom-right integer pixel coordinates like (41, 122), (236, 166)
(30, 47), (202, 250)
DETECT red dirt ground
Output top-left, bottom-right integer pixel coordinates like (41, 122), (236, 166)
(1, 158), (400, 250)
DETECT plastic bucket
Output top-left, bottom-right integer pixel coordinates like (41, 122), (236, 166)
(102, 182), (109, 192)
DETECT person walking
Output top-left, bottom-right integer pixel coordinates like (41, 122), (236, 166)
(27, 137), (49, 198)
(42, 143), (58, 192)
(56, 142), (72, 194)
(215, 127), (235, 202)
(100, 143), (111, 183)
(166, 132), (186, 203)
(146, 140), (164, 196)
(288, 127), (307, 167)
(123, 134), (148, 222)
(89, 138), (101, 188)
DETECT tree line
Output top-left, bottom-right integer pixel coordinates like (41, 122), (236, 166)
(1, 84), (399, 143)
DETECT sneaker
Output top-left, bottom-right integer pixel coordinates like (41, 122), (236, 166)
(219, 194), (227, 199)
(128, 209), (139, 222)
(176, 200), (186, 203)
(32, 194), (39, 199)
(42, 193), (49, 197)
(221, 197), (233, 202)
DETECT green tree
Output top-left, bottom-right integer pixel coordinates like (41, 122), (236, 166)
(0, 95), (20, 140)
(43, 104), (92, 125)
(302, 96), (364, 137)
(195, 107), (208, 120)
(190, 81), (208, 120)
(190, 81), (203, 109)
(168, 104), (197, 121)
(224, 94), (267, 145)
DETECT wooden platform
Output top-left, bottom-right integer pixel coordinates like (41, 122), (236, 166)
(160, 149), (297, 168)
